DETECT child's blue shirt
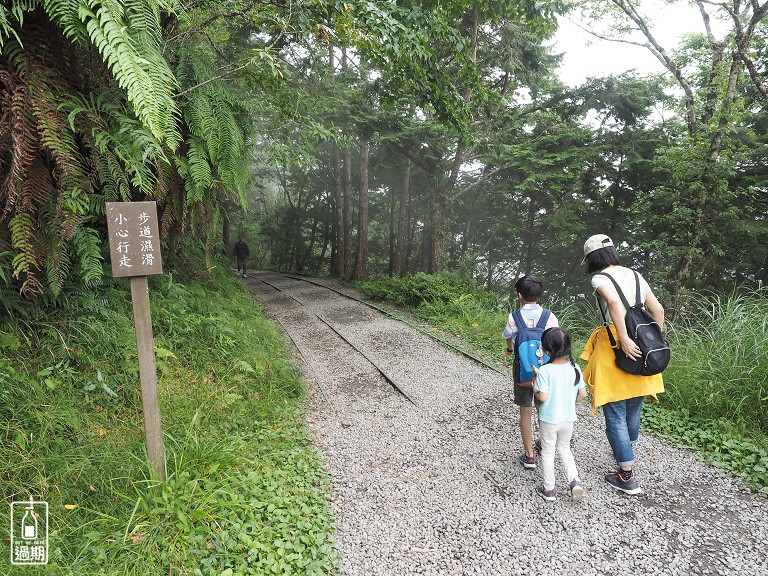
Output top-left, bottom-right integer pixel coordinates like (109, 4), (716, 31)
(534, 362), (585, 424)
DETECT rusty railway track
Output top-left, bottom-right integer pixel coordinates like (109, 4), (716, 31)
(251, 271), (512, 497)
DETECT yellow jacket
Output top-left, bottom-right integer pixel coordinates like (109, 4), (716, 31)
(580, 325), (664, 414)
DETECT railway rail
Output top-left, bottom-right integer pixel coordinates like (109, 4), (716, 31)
(249, 271), (511, 496)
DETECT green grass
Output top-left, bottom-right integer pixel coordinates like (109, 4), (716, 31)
(662, 288), (768, 432)
(355, 274), (768, 492)
(0, 261), (338, 575)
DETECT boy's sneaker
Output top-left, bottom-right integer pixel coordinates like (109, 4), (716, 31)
(537, 485), (556, 502)
(569, 479), (586, 501)
(519, 452), (536, 469)
(605, 470), (642, 495)
(534, 438), (542, 454)
(243, 273), (248, 278)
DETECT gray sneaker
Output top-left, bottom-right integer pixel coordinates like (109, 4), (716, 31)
(537, 485), (556, 502)
(569, 479), (586, 501)
(519, 452), (536, 469)
(605, 470), (642, 495)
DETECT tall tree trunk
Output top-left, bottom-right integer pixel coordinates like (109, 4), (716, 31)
(421, 192), (433, 273)
(427, 191), (447, 273)
(343, 146), (353, 276)
(395, 159), (411, 276)
(320, 210), (330, 266)
(302, 213), (321, 273)
(353, 138), (369, 280)
(388, 172), (397, 276)
(330, 144), (344, 277)
(511, 199), (537, 301)
(423, 8), (476, 274)
(328, 43), (343, 278)
(406, 204), (418, 275)
(674, 50), (742, 298)
(222, 212), (230, 256)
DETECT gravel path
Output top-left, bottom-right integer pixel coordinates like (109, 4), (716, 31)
(245, 272), (768, 576)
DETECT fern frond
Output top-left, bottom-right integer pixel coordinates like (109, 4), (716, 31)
(65, 0), (181, 147)
(64, 91), (167, 197)
(185, 137), (214, 195)
(0, 4), (21, 49)
(28, 69), (89, 197)
(175, 44), (250, 197)
(69, 226), (104, 287)
(45, 236), (71, 297)
(0, 48), (39, 218)
(9, 212), (43, 296)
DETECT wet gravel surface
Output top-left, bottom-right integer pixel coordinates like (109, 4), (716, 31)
(245, 272), (768, 576)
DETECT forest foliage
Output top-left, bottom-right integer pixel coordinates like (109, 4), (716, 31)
(2, 1), (767, 572)
(245, 0), (768, 310)
(2, 0), (766, 309)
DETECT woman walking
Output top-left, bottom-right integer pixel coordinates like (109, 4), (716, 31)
(579, 234), (665, 495)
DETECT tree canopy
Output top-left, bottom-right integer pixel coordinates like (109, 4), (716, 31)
(1, 0), (767, 309)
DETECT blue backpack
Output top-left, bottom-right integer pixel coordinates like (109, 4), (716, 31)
(512, 309), (551, 386)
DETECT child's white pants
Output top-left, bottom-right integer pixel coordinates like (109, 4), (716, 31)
(539, 420), (579, 490)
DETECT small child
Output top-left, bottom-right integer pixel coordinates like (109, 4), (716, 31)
(533, 327), (588, 501)
(503, 275), (559, 469)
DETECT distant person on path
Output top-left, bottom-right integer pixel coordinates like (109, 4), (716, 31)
(503, 275), (559, 470)
(579, 234), (665, 495)
(233, 235), (250, 278)
(533, 327), (587, 501)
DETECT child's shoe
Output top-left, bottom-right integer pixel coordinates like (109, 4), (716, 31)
(537, 485), (556, 502)
(534, 438), (542, 454)
(569, 479), (585, 501)
(519, 451), (536, 469)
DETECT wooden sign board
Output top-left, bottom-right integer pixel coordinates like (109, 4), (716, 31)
(106, 202), (163, 277)
(105, 201), (167, 480)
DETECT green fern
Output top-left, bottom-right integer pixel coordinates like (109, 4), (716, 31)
(43, 0), (181, 147)
(186, 137), (215, 195)
(9, 212), (42, 295)
(175, 43), (250, 206)
(0, 4), (22, 48)
(66, 92), (165, 197)
(70, 227), (104, 287)
(44, 236), (72, 297)
(2, 0), (253, 300)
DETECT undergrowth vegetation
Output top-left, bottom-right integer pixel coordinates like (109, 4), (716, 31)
(0, 262), (337, 575)
(355, 273), (768, 492)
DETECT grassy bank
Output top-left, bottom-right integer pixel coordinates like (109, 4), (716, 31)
(357, 274), (768, 492)
(0, 264), (337, 574)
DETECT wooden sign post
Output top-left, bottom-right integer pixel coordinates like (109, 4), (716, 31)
(106, 202), (166, 480)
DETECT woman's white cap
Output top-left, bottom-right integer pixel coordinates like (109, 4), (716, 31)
(582, 234), (614, 262)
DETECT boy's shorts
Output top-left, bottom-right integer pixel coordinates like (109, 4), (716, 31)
(513, 381), (534, 407)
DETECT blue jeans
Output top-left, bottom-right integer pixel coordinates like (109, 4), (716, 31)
(603, 396), (644, 468)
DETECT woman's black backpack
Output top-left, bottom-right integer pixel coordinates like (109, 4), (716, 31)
(597, 271), (671, 376)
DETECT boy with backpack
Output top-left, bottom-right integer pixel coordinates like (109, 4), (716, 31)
(503, 275), (559, 469)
